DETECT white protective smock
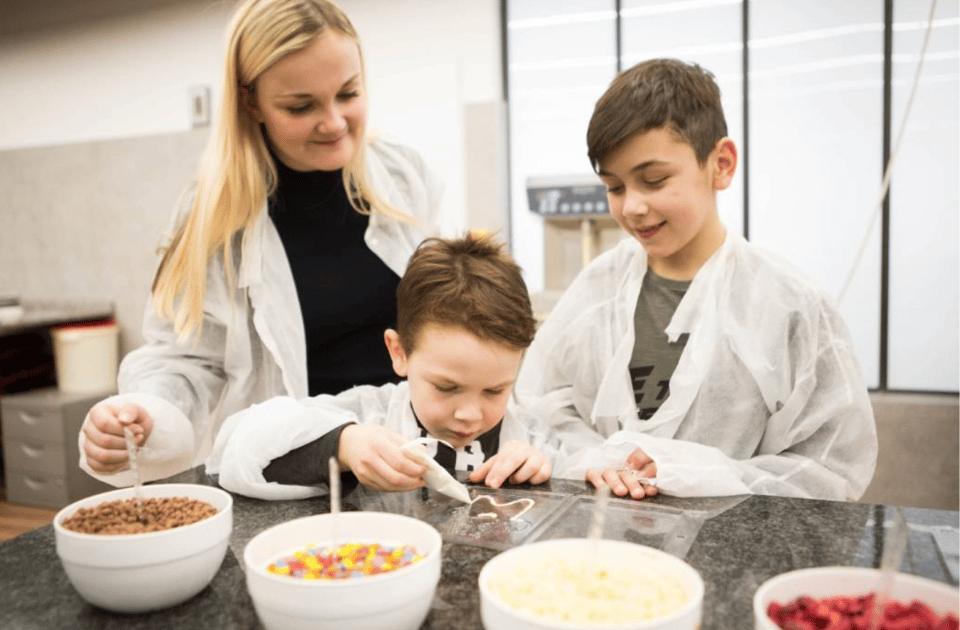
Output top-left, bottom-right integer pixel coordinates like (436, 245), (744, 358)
(206, 382), (560, 500)
(78, 137), (446, 487)
(517, 232), (877, 501)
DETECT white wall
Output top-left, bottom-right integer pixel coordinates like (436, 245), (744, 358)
(346, 0), (503, 235)
(0, 0), (504, 232)
(0, 2), (228, 149)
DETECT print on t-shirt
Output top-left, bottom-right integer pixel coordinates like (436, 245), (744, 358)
(630, 365), (672, 420)
(630, 269), (691, 421)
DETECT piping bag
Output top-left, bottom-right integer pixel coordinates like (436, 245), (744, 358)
(401, 437), (471, 503)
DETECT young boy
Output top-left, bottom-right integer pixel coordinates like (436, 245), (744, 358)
(518, 58), (877, 502)
(207, 235), (555, 500)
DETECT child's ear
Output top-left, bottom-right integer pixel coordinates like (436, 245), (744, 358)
(242, 86), (265, 124)
(383, 329), (409, 378)
(712, 138), (738, 190)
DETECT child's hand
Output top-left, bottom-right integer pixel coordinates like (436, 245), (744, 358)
(337, 425), (426, 492)
(585, 447), (658, 500)
(624, 446), (657, 479)
(468, 440), (551, 488)
(82, 402), (153, 473)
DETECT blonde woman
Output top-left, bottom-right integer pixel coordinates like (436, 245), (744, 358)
(79, 0), (445, 485)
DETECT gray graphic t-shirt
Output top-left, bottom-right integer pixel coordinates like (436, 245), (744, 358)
(630, 268), (691, 420)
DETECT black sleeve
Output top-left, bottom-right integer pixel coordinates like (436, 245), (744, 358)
(262, 423), (359, 492)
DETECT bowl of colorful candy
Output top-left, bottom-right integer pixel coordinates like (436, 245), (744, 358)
(754, 566), (960, 630)
(479, 538), (704, 629)
(243, 511), (442, 630)
(53, 483), (232, 613)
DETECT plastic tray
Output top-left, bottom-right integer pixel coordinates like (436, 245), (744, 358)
(526, 495), (706, 559)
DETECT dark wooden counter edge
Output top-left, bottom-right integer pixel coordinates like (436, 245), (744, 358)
(0, 302), (115, 336)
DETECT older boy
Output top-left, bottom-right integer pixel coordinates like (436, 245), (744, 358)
(208, 235), (555, 500)
(519, 58), (877, 501)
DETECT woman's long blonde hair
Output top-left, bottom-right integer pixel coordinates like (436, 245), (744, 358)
(153, 0), (409, 341)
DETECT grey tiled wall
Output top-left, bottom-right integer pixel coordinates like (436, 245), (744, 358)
(861, 393), (959, 511)
(0, 130), (209, 355)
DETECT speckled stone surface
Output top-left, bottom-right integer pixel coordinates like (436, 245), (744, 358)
(1, 468), (956, 630)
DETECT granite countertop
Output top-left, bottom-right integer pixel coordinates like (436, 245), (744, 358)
(0, 300), (114, 336)
(1, 468), (957, 629)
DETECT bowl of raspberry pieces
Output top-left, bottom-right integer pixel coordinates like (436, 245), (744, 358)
(754, 566), (958, 630)
(53, 483), (232, 613)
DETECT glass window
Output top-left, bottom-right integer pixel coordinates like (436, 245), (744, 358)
(888, 0), (959, 391)
(507, 0), (618, 294)
(620, 0), (744, 236)
(748, 0), (885, 388)
(505, 0), (958, 392)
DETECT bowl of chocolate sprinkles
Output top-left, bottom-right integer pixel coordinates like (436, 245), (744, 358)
(53, 483), (232, 613)
(60, 495), (218, 535)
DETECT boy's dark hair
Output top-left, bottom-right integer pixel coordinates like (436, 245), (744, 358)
(395, 235), (536, 355)
(587, 58), (728, 169)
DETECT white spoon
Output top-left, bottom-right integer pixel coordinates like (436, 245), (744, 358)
(868, 507), (908, 630)
(123, 426), (144, 523)
(328, 456), (341, 549)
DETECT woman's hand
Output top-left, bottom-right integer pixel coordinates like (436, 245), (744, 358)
(585, 446), (658, 500)
(337, 425), (426, 492)
(469, 440), (551, 488)
(81, 402), (154, 473)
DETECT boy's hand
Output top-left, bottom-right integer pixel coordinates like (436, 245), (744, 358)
(337, 425), (426, 492)
(585, 447), (658, 500)
(468, 439), (551, 488)
(82, 402), (153, 473)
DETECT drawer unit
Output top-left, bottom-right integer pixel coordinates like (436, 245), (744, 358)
(2, 407), (65, 444)
(1, 387), (116, 509)
(6, 471), (68, 508)
(5, 440), (67, 477)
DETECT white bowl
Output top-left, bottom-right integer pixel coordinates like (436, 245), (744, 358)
(244, 511), (442, 630)
(754, 566), (960, 629)
(53, 483), (232, 613)
(479, 538), (704, 630)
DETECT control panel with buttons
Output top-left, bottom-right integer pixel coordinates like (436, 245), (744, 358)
(526, 175), (609, 218)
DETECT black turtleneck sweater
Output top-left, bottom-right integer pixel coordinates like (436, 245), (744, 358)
(268, 156), (401, 397)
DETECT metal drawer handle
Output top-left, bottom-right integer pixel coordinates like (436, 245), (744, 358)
(20, 444), (43, 459)
(17, 411), (40, 426)
(23, 476), (47, 490)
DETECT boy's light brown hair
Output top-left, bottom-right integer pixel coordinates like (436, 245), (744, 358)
(587, 58), (728, 170)
(395, 235), (535, 355)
